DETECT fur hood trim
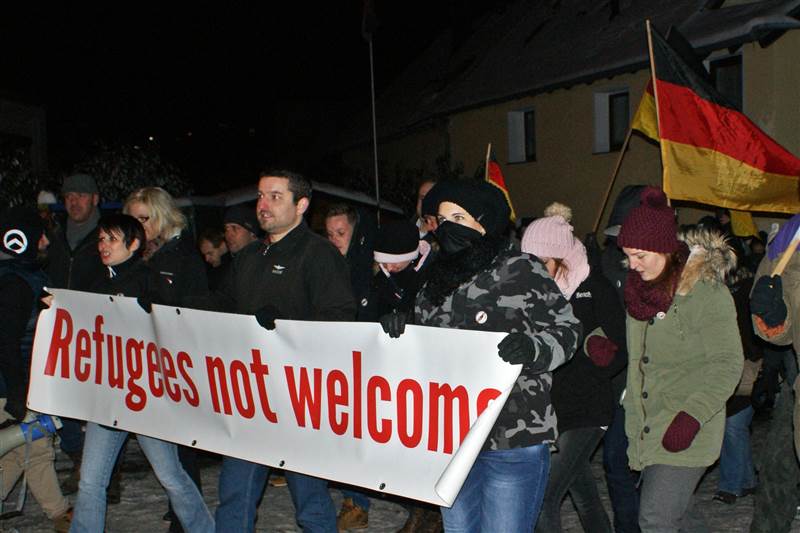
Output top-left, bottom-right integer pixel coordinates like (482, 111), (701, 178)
(675, 228), (737, 296)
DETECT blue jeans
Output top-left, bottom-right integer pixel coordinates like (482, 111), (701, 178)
(70, 423), (214, 533)
(341, 488), (371, 511)
(603, 404), (641, 533)
(216, 456), (336, 532)
(441, 444), (550, 533)
(718, 405), (756, 495)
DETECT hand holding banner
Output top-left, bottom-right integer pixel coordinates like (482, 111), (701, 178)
(30, 289), (522, 506)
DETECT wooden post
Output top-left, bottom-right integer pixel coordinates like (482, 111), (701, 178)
(592, 127), (633, 233)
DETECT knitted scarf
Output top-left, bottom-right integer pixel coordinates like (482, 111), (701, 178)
(422, 234), (507, 307)
(624, 243), (689, 321)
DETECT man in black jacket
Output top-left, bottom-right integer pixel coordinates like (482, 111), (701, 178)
(45, 173), (106, 494)
(212, 169), (355, 533)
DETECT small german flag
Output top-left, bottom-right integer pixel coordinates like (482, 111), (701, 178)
(649, 26), (800, 214)
(486, 149), (516, 221)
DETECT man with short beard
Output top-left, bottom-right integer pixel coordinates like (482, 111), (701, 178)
(45, 173), (107, 497)
(206, 169), (355, 532)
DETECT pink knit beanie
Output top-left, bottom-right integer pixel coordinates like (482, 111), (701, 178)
(521, 203), (590, 300)
(617, 187), (679, 253)
(522, 203), (576, 260)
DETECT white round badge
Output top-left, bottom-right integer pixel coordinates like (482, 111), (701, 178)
(656, 311), (666, 320)
(3, 229), (27, 255)
(475, 311), (488, 324)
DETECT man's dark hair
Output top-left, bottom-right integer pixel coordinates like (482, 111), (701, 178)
(324, 203), (358, 227)
(98, 214), (146, 254)
(198, 227), (225, 248)
(258, 169), (312, 204)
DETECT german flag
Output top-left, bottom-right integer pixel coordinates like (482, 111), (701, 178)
(631, 80), (658, 141)
(486, 149), (517, 221)
(649, 27), (800, 214)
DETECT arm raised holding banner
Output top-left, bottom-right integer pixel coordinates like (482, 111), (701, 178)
(413, 180), (580, 530)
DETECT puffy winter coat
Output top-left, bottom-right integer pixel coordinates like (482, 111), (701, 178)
(624, 229), (743, 470)
(415, 242), (581, 450)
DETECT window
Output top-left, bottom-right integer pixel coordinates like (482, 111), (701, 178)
(507, 108), (536, 163)
(608, 92), (630, 151)
(594, 88), (629, 153)
(709, 55), (742, 110)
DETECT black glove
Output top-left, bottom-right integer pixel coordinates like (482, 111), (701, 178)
(379, 310), (407, 338)
(498, 332), (536, 365)
(255, 304), (281, 330)
(4, 395), (26, 422)
(137, 296), (153, 313)
(751, 275), (787, 327)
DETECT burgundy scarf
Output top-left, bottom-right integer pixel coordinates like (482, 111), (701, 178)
(624, 244), (689, 321)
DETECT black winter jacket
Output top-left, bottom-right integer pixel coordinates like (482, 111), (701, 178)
(550, 269), (627, 432)
(0, 260), (46, 417)
(147, 232), (209, 307)
(205, 222), (356, 321)
(90, 256), (151, 298)
(46, 225), (105, 291)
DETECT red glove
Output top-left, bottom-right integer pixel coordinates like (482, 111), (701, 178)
(662, 411), (700, 452)
(586, 336), (618, 367)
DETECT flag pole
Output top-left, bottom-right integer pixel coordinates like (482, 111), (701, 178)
(368, 35), (381, 224)
(485, 143), (492, 180)
(771, 226), (800, 276)
(645, 19), (670, 206)
(592, 127), (633, 233)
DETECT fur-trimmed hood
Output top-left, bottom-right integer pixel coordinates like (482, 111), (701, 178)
(675, 228), (737, 296)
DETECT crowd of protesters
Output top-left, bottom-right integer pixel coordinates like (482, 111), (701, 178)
(0, 167), (796, 533)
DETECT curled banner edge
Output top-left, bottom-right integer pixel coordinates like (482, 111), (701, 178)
(433, 368), (521, 507)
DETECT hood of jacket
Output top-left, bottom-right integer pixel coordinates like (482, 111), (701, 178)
(675, 228), (737, 296)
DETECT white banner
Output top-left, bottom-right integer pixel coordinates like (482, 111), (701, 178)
(29, 289), (521, 506)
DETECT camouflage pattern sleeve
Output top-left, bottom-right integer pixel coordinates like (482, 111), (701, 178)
(503, 254), (581, 372)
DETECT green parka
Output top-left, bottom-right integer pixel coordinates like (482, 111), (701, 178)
(624, 229), (743, 470)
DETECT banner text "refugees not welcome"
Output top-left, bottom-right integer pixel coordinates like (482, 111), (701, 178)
(42, 308), (502, 454)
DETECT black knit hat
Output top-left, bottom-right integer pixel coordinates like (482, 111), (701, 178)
(433, 180), (511, 236)
(223, 205), (259, 235)
(420, 183), (442, 218)
(0, 207), (45, 261)
(374, 220), (420, 263)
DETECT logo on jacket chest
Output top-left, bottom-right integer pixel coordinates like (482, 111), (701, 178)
(271, 264), (287, 275)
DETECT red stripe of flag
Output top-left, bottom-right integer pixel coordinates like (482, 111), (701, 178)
(656, 79), (800, 176)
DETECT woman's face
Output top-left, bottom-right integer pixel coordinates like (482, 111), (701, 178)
(98, 229), (140, 267)
(437, 202), (486, 235)
(540, 257), (557, 278)
(325, 214), (354, 256)
(623, 247), (667, 281)
(126, 201), (157, 242)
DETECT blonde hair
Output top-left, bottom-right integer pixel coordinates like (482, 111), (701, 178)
(123, 187), (186, 241)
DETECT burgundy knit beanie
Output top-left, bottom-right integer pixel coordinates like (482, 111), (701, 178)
(617, 187), (679, 253)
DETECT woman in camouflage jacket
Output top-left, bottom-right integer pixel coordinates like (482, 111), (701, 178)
(412, 180), (581, 533)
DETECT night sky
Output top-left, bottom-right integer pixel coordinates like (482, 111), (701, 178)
(1, 2), (498, 193)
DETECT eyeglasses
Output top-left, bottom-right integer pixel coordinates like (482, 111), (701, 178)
(136, 216), (150, 223)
